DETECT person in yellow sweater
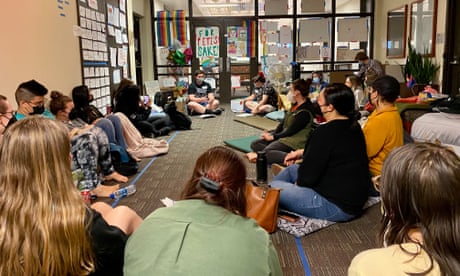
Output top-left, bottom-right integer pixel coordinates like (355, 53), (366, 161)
(348, 142), (460, 275)
(362, 75), (403, 178)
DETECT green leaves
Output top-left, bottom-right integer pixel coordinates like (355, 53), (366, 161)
(404, 41), (439, 85)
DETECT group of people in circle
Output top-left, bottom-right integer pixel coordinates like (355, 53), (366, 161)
(0, 67), (458, 274)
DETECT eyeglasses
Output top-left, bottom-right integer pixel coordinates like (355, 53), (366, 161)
(372, 175), (381, 192)
(28, 101), (44, 107)
(0, 111), (16, 119)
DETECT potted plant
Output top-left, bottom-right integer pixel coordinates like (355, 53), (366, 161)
(403, 41), (440, 93)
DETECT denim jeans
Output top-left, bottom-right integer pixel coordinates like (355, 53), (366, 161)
(271, 164), (355, 222)
(106, 115), (128, 149)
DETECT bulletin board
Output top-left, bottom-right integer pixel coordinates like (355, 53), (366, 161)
(76, 0), (130, 115)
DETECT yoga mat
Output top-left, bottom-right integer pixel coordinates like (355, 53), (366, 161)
(224, 135), (259, 153)
(234, 116), (279, 131)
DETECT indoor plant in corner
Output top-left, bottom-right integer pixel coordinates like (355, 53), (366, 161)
(403, 41), (440, 94)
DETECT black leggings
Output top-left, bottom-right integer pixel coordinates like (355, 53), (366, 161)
(250, 139), (294, 165)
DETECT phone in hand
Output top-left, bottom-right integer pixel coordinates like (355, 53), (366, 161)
(143, 95), (150, 105)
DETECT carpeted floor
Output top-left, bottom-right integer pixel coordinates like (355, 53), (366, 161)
(101, 103), (381, 276)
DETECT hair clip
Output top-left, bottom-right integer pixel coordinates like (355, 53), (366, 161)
(200, 176), (221, 193)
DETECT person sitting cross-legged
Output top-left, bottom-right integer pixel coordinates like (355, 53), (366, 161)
(240, 72), (278, 115)
(187, 69), (222, 115)
(269, 84), (371, 222)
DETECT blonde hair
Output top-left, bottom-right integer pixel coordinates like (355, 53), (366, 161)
(0, 117), (94, 275)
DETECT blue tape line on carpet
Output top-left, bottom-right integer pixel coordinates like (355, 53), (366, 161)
(111, 131), (179, 208)
(295, 236), (311, 276)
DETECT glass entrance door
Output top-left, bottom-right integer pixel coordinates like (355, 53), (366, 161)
(191, 18), (257, 103)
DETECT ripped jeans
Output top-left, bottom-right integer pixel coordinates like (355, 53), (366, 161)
(270, 164), (354, 222)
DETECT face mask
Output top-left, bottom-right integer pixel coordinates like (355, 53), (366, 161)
(313, 77), (320, 84)
(30, 105), (45, 115)
(287, 92), (295, 103)
(88, 95), (94, 103)
(196, 77), (204, 85)
(5, 115), (17, 129)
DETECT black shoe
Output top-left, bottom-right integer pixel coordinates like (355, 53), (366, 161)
(212, 108), (222, 115)
(157, 126), (172, 136)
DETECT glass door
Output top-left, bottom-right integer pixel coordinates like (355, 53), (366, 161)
(191, 18), (257, 103)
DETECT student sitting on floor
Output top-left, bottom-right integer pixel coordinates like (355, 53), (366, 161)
(113, 83), (173, 137)
(0, 95), (16, 144)
(70, 84), (130, 145)
(246, 78), (316, 165)
(269, 84), (370, 222)
(187, 69), (223, 116)
(14, 79), (55, 119)
(362, 75), (404, 195)
(349, 142), (460, 275)
(124, 146), (282, 275)
(240, 72), (278, 115)
(0, 116), (142, 275)
(49, 91), (128, 196)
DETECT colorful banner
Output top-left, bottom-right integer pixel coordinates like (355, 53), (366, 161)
(156, 11), (171, 47)
(171, 10), (187, 45)
(247, 20), (256, 57)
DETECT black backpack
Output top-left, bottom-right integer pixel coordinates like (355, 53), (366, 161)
(164, 101), (192, 130)
(431, 96), (460, 114)
(110, 143), (139, 176)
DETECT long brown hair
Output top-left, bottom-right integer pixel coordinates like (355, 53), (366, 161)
(181, 146), (247, 216)
(0, 117), (94, 275)
(379, 142), (460, 275)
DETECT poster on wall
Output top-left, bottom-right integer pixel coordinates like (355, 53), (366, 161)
(196, 26), (219, 58)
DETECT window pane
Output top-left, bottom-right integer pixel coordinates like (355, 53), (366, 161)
(297, 0), (332, 14)
(336, 0), (372, 13)
(259, 0), (293, 16)
(192, 0), (255, 16)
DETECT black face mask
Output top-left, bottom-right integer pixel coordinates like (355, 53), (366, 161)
(88, 95), (94, 103)
(5, 115), (17, 129)
(30, 105), (45, 115)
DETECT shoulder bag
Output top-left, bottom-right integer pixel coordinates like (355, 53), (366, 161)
(245, 180), (281, 233)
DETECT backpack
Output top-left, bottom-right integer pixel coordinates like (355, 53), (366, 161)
(109, 143), (139, 176)
(430, 96), (460, 114)
(164, 101), (192, 130)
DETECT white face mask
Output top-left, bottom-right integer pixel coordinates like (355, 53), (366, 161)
(287, 91), (295, 103)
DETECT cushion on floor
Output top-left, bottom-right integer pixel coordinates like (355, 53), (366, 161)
(277, 196), (381, 237)
(224, 135), (260, 153)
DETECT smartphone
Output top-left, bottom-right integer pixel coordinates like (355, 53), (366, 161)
(143, 95), (150, 104)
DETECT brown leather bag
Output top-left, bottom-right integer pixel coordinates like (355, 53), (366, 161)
(245, 180), (281, 233)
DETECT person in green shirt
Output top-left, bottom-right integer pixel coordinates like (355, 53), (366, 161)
(124, 146), (282, 276)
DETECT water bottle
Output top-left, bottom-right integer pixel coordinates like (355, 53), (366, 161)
(256, 151), (268, 184)
(110, 185), (137, 199)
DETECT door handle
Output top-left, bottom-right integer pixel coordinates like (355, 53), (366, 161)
(219, 57), (223, 72)
(226, 57), (231, 73)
